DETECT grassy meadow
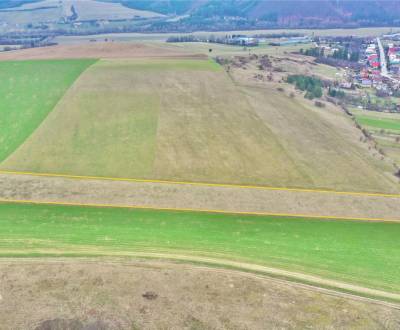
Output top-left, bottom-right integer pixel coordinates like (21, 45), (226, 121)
(1, 58), (303, 186)
(0, 202), (399, 295)
(356, 114), (400, 132)
(0, 59), (96, 162)
(0, 56), (398, 192)
(351, 109), (400, 164)
(242, 87), (399, 193)
(162, 41), (313, 57)
(54, 27), (400, 45)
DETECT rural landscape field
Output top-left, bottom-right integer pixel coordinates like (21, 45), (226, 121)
(1, 0), (400, 329)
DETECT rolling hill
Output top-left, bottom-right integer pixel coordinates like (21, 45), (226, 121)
(109, 0), (400, 28)
(0, 0), (163, 26)
(0, 46), (398, 193)
(2, 0), (400, 31)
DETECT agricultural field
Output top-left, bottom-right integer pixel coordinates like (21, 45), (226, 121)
(1, 202), (400, 298)
(0, 0), (162, 26)
(0, 5), (60, 25)
(0, 43), (203, 60)
(0, 59), (96, 162)
(351, 108), (400, 163)
(0, 57), (303, 186)
(355, 113), (400, 132)
(0, 42), (400, 326)
(161, 41), (314, 57)
(0, 48), (398, 193)
(53, 27), (400, 45)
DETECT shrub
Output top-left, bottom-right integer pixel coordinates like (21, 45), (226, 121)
(328, 87), (345, 98)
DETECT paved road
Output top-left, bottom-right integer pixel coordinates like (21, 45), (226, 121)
(377, 37), (389, 77)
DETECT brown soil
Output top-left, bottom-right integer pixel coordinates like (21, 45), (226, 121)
(0, 43), (205, 61)
(1, 259), (399, 330)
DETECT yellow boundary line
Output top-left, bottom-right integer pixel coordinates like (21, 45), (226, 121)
(0, 197), (399, 223)
(0, 169), (399, 198)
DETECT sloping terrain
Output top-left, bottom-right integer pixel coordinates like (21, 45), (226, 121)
(0, 43), (204, 60)
(1, 170), (400, 222)
(0, 59), (96, 162)
(110, 0), (400, 28)
(0, 1), (40, 10)
(0, 58), (304, 186)
(1, 202), (400, 295)
(1, 55), (398, 193)
(0, 44), (399, 322)
(2, 0), (400, 31)
(2, 260), (399, 329)
(243, 87), (398, 193)
(0, 0), (162, 25)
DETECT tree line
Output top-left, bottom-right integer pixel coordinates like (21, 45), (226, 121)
(287, 75), (323, 99)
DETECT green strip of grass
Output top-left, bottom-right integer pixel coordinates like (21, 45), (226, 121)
(0, 202), (399, 294)
(356, 115), (400, 131)
(0, 59), (96, 162)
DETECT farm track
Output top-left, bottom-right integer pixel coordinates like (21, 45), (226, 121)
(2, 259), (400, 329)
(1, 257), (400, 308)
(0, 171), (400, 222)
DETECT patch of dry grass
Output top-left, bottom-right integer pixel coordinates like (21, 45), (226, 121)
(1, 58), (302, 186)
(2, 260), (399, 329)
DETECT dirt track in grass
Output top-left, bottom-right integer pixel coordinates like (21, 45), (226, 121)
(1, 259), (399, 329)
(0, 172), (399, 221)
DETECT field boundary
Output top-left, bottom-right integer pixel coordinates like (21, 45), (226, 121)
(1, 197), (399, 223)
(1, 169), (399, 198)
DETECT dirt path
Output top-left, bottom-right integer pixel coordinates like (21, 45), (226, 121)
(2, 257), (400, 308)
(0, 172), (400, 221)
(1, 258), (399, 329)
(110, 252), (400, 303)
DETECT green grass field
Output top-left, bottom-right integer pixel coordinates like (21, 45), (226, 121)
(350, 109), (400, 165)
(311, 63), (342, 80)
(0, 59), (96, 162)
(1, 57), (398, 192)
(1, 58), (303, 186)
(0, 202), (399, 294)
(356, 115), (400, 132)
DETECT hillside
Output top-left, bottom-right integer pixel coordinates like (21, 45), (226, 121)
(110, 0), (400, 29)
(2, 0), (400, 32)
(0, 0), (162, 26)
(0, 45), (398, 193)
(1, 37), (400, 328)
(0, 0), (40, 10)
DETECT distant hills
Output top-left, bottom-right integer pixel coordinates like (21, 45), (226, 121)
(2, 0), (400, 32)
(108, 0), (400, 29)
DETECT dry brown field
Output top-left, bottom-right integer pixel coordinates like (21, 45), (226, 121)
(1, 259), (399, 330)
(0, 42), (204, 61)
